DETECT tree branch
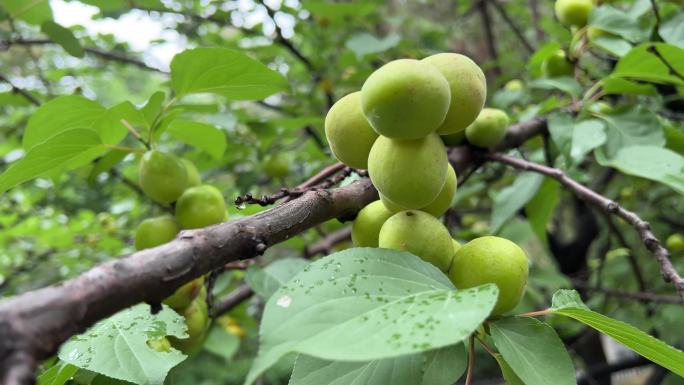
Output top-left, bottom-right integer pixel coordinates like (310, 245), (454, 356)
(486, 152), (684, 300)
(304, 226), (352, 257)
(0, 73), (41, 106)
(212, 284), (254, 317)
(0, 179), (377, 384)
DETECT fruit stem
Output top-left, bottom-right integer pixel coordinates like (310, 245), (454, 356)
(476, 336), (498, 358)
(518, 309), (551, 317)
(465, 335), (476, 385)
(105, 144), (146, 153)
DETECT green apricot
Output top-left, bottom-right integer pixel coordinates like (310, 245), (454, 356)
(441, 130), (466, 146)
(182, 159), (201, 187)
(465, 108), (510, 148)
(422, 53), (487, 135)
(448, 236), (529, 315)
(170, 295), (210, 355)
(379, 193), (407, 214)
(589, 101), (612, 114)
(368, 134), (448, 208)
(175, 184), (227, 229)
(351, 200), (393, 247)
(325, 91), (379, 169)
(421, 164), (457, 217)
(542, 50), (574, 78)
(379, 210), (453, 271)
(139, 150), (188, 204)
(147, 337), (172, 353)
(135, 216), (179, 250)
(451, 239), (461, 255)
(361, 59), (450, 139)
(667, 234), (684, 252)
(163, 276), (205, 310)
(263, 153), (290, 178)
(504, 79), (523, 91)
(555, 0), (593, 27)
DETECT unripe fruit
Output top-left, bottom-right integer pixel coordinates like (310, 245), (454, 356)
(182, 159), (201, 187)
(379, 210), (453, 271)
(324, 92), (378, 169)
(379, 193), (407, 214)
(465, 108), (510, 148)
(451, 239), (461, 256)
(590, 101), (612, 114)
(351, 200), (393, 247)
(175, 184), (227, 229)
(421, 164), (457, 217)
(263, 153), (290, 178)
(504, 79), (524, 91)
(422, 53), (487, 135)
(171, 295), (210, 355)
(441, 130), (466, 146)
(448, 236), (529, 315)
(163, 276), (205, 310)
(667, 234), (684, 252)
(361, 59), (450, 139)
(135, 216), (179, 250)
(542, 50), (574, 78)
(139, 150), (188, 204)
(368, 134), (448, 208)
(555, 0), (593, 27)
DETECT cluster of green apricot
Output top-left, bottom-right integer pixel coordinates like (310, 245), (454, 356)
(134, 150), (229, 355)
(325, 53), (527, 315)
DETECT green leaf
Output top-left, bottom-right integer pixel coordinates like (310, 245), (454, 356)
(550, 292), (684, 377)
(597, 107), (664, 158)
(591, 36), (632, 57)
(601, 78), (657, 95)
(529, 77), (582, 96)
(0, 129), (104, 194)
(203, 325), (240, 361)
(170, 48), (289, 99)
(87, 149), (129, 183)
(589, 5), (649, 42)
(525, 178), (560, 245)
(245, 258), (309, 300)
(142, 91), (166, 130)
(40, 21), (84, 58)
(547, 112), (574, 160)
(289, 345), (466, 385)
(303, 1), (377, 18)
(245, 248), (498, 385)
(37, 362), (79, 385)
(165, 120), (226, 160)
(494, 355), (525, 385)
(660, 12), (684, 49)
(550, 289), (590, 311)
(491, 172), (544, 233)
(596, 145), (684, 195)
(527, 42), (562, 78)
(23, 96), (128, 150)
(570, 119), (606, 165)
(2, 0), (52, 25)
(58, 304), (187, 385)
(612, 43), (684, 86)
(0, 91), (33, 106)
(346, 33), (400, 60)
(490, 317), (577, 385)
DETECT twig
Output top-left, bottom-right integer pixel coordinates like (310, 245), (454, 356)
(650, 0), (661, 28)
(486, 152), (684, 301)
(490, 0), (535, 54)
(120, 119), (151, 149)
(465, 335), (476, 385)
(304, 226), (352, 257)
(212, 284), (254, 317)
(0, 73), (41, 106)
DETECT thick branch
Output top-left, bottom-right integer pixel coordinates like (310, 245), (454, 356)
(487, 152), (684, 300)
(0, 179), (377, 383)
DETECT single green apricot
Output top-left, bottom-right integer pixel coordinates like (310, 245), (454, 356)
(542, 50), (574, 78)
(504, 79), (524, 91)
(263, 153), (290, 178)
(163, 276), (205, 310)
(139, 150), (188, 204)
(361, 59), (450, 139)
(441, 130), (466, 146)
(147, 337), (172, 353)
(667, 234), (684, 252)
(421, 164), (457, 217)
(182, 159), (202, 187)
(465, 108), (510, 148)
(555, 0), (593, 27)
(422, 53), (487, 135)
(590, 101), (612, 114)
(175, 184), (227, 229)
(368, 134), (448, 208)
(448, 236), (529, 315)
(135, 216), (179, 250)
(325, 91), (378, 169)
(351, 200), (393, 247)
(451, 239), (462, 255)
(379, 193), (407, 214)
(379, 210), (453, 271)
(170, 295), (210, 355)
